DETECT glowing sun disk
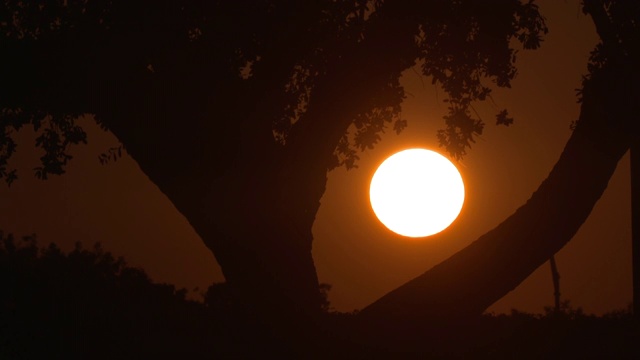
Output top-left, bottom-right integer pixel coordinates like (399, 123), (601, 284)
(369, 148), (465, 237)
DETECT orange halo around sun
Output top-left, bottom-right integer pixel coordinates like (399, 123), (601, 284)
(369, 148), (465, 238)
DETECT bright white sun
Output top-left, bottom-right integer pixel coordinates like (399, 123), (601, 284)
(369, 148), (465, 238)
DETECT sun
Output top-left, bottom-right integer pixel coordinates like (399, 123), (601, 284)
(369, 148), (465, 237)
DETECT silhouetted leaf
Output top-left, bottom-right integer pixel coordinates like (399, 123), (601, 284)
(496, 109), (514, 126)
(393, 118), (407, 134)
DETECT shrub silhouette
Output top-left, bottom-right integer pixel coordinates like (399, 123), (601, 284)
(0, 232), (232, 359)
(2, 231), (638, 358)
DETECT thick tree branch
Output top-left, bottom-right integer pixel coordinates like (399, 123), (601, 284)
(358, 57), (637, 335)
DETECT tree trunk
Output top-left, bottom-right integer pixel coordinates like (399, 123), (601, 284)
(549, 255), (561, 312)
(115, 6), (421, 321)
(631, 140), (640, 317)
(358, 59), (637, 332)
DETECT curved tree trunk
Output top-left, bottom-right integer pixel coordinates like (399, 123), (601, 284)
(358, 59), (637, 332)
(93, 4), (421, 321)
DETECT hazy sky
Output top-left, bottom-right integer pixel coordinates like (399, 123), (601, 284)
(0, 0), (632, 315)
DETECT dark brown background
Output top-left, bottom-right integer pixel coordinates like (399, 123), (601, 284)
(0, 0), (630, 314)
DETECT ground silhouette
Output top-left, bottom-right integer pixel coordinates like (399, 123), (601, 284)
(2, 233), (638, 358)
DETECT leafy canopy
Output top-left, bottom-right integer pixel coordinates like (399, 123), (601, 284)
(1, 0), (547, 185)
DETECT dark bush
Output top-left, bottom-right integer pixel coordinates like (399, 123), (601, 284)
(2, 231), (638, 358)
(0, 232), (229, 359)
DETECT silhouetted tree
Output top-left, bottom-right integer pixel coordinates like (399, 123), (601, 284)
(0, 0), (637, 340)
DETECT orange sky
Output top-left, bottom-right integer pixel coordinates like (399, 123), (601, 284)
(0, 0), (632, 315)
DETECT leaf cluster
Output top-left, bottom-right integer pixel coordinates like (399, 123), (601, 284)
(415, 0), (547, 159)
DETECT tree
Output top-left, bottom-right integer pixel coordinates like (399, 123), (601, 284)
(0, 0), (636, 338)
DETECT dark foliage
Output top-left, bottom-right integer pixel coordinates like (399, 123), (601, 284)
(2, 232), (638, 358)
(0, 232), (361, 358)
(468, 307), (640, 359)
(0, 232), (228, 358)
(0, 0), (547, 182)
